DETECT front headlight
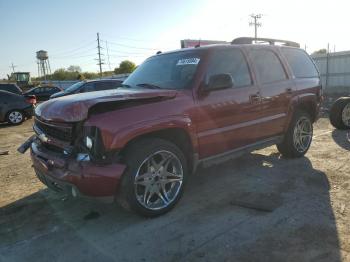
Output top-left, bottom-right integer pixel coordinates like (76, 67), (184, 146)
(85, 136), (93, 149)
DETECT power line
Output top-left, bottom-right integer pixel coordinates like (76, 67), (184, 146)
(105, 41), (112, 71)
(50, 40), (96, 56)
(249, 14), (262, 40)
(105, 40), (160, 50)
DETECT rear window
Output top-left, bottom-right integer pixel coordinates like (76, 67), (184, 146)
(281, 48), (319, 78)
(250, 49), (287, 84)
(0, 84), (22, 95)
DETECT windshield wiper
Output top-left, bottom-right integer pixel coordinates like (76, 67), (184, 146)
(136, 83), (162, 89)
(121, 84), (132, 88)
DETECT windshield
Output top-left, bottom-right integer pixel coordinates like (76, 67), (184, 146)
(123, 51), (202, 90)
(64, 81), (85, 93)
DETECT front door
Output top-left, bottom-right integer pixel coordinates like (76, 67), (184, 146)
(195, 47), (262, 159)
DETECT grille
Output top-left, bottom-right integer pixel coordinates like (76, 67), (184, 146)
(34, 118), (73, 142)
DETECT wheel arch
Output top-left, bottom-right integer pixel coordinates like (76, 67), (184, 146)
(118, 127), (198, 174)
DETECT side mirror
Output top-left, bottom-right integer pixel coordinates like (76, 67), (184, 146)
(205, 73), (233, 91)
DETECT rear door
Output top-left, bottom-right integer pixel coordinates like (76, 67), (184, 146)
(248, 48), (294, 139)
(196, 47), (262, 158)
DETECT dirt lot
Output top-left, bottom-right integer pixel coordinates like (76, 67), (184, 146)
(1, 117), (350, 261)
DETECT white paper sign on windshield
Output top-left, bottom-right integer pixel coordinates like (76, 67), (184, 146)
(176, 58), (200, 66)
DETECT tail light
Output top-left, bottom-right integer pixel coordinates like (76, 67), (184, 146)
(26, 95), (37, 105)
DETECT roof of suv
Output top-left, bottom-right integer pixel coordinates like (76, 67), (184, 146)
(153, 37), (301, 57)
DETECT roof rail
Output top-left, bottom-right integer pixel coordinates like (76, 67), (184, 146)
(231, 37), (300, 48)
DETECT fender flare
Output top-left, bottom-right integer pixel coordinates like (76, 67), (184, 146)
(108, 115), (199, 153)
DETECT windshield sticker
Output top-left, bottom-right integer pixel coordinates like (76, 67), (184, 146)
(176, 58), (200, 66)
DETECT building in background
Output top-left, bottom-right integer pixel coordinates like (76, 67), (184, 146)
(181, 39), (228, 48)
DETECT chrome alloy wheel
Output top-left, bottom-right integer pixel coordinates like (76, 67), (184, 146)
(293, 116), (313, 153)
(134, 150), (184, 210)
(8, 111), (23, 124)
(341, 103), (350, 127)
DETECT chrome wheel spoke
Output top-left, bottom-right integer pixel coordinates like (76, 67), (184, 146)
(134, 150), (183, 210)
(342, 103), (350, 127)
(293, 116), (313, 153)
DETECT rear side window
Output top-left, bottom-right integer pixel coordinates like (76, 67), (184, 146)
(208, 48), (252, 87)
(0, 84), (22, 95)
(281, 48), (319, 78)
(250, 49), (287, 84)
(81, 82), (95, 92)
(95, 81), (119, 91)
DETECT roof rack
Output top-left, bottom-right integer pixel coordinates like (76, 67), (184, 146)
(231, 37), (300, 48)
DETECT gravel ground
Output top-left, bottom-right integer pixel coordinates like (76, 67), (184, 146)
(0, 117), (349, 262)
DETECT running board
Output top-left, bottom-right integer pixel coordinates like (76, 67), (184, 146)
(198, 136), (283, 168)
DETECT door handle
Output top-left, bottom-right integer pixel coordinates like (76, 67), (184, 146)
(250, 94), (261, 103)
(286, 88), (293, 94)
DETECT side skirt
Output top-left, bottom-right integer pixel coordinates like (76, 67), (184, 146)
(194, 136), (283, 170)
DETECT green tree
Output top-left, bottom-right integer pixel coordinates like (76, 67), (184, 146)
(67, 65), (82, 72)
(312, 49), (327, 55)
(114, 60), (136, 74)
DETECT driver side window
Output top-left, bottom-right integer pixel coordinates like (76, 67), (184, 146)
(208, 48), (252, 88)
(80, 82), (95, 92)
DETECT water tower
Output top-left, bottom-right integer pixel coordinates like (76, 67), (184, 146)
(36, 50), (51, 80)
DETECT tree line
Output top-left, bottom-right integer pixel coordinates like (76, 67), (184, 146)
(33, 60), (136, 81)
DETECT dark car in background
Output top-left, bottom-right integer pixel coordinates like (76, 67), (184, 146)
(24, 86), (62, 101)
(0, 83), (23, 95)
(50, 79), (124, 99)
(0, 90), (36, 125)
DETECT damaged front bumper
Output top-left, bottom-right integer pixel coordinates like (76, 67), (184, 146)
(22, 138), (126, 202)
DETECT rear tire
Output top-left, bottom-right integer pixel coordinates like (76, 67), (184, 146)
(117, 138), (188, 217)
(277, 110), (313, 158)
(329, 97), (350, 129)
(6, 110), (24, 125)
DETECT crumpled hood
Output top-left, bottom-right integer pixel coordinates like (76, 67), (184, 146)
(35, 88), (178, 122)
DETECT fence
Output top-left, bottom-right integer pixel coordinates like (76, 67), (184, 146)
(312, 51), (350, 95)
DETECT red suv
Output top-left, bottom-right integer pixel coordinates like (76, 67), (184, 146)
(20, 37), (322, 216)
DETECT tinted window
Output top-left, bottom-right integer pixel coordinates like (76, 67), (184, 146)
(250, 49), (287, 84)
(208, 48), (252, 87)
(81, 82), (95, 92)
(65, 81), (85, 93)
(94, 81), (119, 91)
(281, 48), (319, 78)
(0, 84), (22, 95)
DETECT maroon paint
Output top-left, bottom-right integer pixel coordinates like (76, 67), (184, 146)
(30, 44), (321, 199)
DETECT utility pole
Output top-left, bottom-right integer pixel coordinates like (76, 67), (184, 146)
(325, 43), (330, 90)
(249, 14), (262, 40)
(10, 62), (17, 73)
(96, 32), (104, 77)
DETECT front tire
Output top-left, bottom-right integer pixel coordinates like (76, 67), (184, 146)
(277, 111), (313, 158)
(329, 97), (350, 129)
(6, 110), (24, 125)
(117, 138), (188, 217)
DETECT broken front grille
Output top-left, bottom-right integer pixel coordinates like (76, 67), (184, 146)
(34, 118), (74, 142)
